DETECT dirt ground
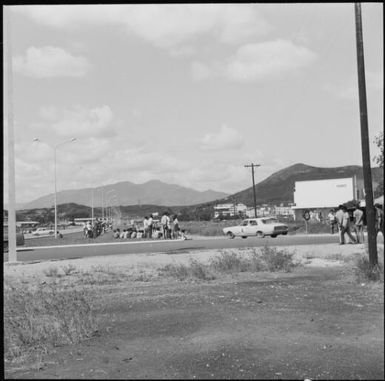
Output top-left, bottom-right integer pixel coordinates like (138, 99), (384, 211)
(4, 243), (384, 380)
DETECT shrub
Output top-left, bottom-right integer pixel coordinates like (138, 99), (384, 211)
(259, 246), (298, 272)
(188, 259), (216, 280)
(4, 280), (98, 364)
(43, 266), (61, 277)
(354, 256), (383, 282)
(62, 264), (76, 276)
(209, 250), (249, 273)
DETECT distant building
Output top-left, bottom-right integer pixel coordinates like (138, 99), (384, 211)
(292, 176), (364, 221)
(245, 206), (274, 218)
(214, 203), (247, 219)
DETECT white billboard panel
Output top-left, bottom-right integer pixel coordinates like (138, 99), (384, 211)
(293, 177), (354, 208)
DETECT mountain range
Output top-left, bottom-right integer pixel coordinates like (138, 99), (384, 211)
(11, 163), (384, 212)
(20, 180), (228, 210)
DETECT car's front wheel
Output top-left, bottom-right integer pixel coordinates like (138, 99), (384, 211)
(227, 231), (235, 239)
(256, 231), (264, 238)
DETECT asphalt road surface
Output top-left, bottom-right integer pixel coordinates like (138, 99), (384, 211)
(9, 234), (368, 263)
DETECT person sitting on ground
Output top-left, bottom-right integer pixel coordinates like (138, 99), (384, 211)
(113, 229), (120, 239)
(123, 229), (129, 239)
(120, 229), (126, 239)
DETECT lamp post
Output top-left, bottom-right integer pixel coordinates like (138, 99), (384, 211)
(33, 137), (76, 238)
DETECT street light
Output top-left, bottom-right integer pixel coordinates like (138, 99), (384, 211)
(33, 137), (77, 238)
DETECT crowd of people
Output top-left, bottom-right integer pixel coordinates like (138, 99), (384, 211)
(112, 212), (187, 240)
(327, 203), (384, 245)
(83, 219), (112, 239)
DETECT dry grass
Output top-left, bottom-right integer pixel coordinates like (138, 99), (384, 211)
(4, 279), (98, 366)
(354, 255), (384, 282)
(158, 246), (299, 280)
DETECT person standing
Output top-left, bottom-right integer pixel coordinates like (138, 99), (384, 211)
(172, 215), (180, 239)
(335, 205), (345, 244)
(327, 210), (337, 234)
(353, 205), (365, 243)
(374, 203), (384, 237)
(143, 216), (149, 239)
(160, 212), (169, 239)
(148, 214), (154, 239)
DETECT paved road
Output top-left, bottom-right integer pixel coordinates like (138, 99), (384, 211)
(9, 234), (358, 263)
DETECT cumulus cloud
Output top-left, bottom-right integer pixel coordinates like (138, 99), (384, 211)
(200, 125), (244, 151)
(192, 39), (317, 82)
(13, 46), (91, 78)
(13, 4), (270, 51)
(48, 105), (114, 138)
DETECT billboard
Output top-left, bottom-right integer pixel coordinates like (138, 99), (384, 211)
(293, 177), (355, 209)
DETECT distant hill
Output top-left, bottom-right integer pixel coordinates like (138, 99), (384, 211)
(224, 163), (383, 206)
(21, 180), (228, 210)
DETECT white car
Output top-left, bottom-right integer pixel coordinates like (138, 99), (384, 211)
(32, 227), (55, 236)
(223, 217), (288, 239)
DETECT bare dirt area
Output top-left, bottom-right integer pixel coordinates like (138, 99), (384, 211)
(4, 244), (384, 380)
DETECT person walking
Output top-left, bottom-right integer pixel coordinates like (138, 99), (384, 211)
(341, 206), (357, 244)
(353, 205), (365, 243)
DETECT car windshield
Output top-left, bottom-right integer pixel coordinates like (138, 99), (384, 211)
(261, 218), (279, 224)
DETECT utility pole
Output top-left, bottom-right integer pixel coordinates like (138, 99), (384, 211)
(5, 6), (17, 262)
(354, 3), (378, 266)
(244, 163), (260, 218)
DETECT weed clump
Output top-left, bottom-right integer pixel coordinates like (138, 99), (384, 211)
(354, 255), (383, 282)
(158, 259), (215, 281)
(43, 266), (62, 277)
(259, 246), (297, 272)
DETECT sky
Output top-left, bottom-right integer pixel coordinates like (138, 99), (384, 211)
(3, 3), (383, 205)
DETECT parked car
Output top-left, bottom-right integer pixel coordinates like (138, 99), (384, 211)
(3, 225), (25, 252)
(223, 217), (288, 239)
(32, 227), (55, 236)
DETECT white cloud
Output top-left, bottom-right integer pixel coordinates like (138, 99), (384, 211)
(200, 125), (244, 151)
(191, 39), (316, 82)
(48, 105), (114, 138)
(13, 46), (91, 78)
(14, 4), (270, 51)
(225, 40), (316, 81)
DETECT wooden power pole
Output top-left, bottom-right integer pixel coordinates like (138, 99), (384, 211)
(244, 163), (260, 218)
(354, 3), (378, 265)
